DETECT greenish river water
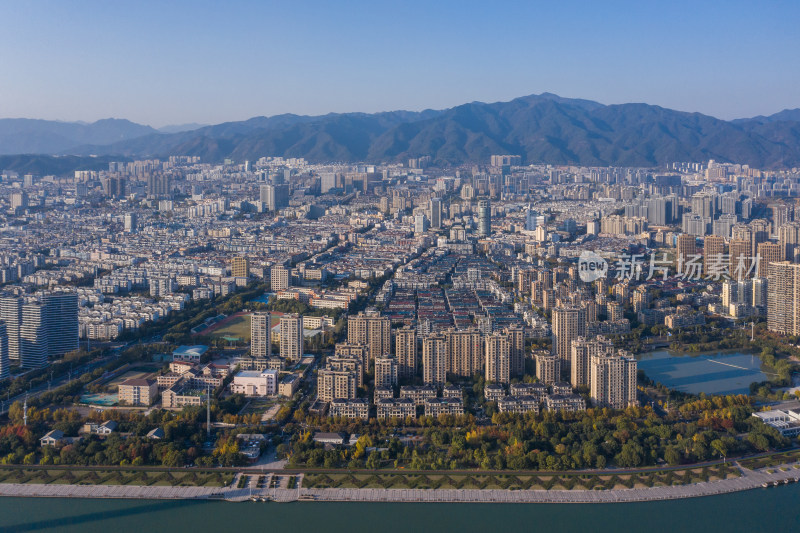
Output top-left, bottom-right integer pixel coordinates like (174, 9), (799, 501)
(0, 484), (797, 532)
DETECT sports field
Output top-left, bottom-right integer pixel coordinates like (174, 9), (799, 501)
(207, 313), (252, 341)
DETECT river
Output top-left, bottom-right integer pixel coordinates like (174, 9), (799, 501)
(1, 483), (797, 532)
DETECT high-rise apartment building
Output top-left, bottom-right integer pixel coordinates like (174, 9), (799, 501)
(484, 332), (510, 384)
(589, 351), (638, 409)
(767, 262), (800, 335)
(270, 265), (290, 292)
(552, 305), (586, 364)
(232, 256), (249, 278)
(374, 357), (398, 389)
(703, 235), (725, 278)
(317, 369), (357, 403)
(20, 302), (47, 369)
(778, 221), (800, 261)
(535, 352), (561, 385)
(0, 296), (21, 361)
(347, 312), (391, 359)
(42, 292), (78, 358)
(757, 242), (783, 279)
(394, 326), (417, 379)
(443, 328), (483, 378)
(422, 334), (447, 387)
(250, 311), (271, 358)
(260, 184), (290, 212)
(676, 234), (697, 272)
(505, 325), (525, 378)
(729, 239), (753, 280)
(477, 199), (491, 237)
(429, 197), (442, 229)
(570, 336), (614, 388)
(279, 314), (303, 362)
(0, 321), (8, 380)
(123, 213), (137, 233)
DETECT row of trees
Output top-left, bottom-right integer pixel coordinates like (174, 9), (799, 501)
(286, 401), (792, 471)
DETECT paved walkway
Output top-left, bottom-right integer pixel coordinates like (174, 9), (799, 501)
(0, 463), (797, 503)
(301, 463), (800, 503)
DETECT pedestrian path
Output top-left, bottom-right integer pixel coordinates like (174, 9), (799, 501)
(0, 462), (797, 503)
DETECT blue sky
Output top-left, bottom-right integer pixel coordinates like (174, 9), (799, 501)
(0, 0), (798, 126)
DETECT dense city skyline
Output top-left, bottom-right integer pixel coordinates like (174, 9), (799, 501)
(1, 1), (799, 126)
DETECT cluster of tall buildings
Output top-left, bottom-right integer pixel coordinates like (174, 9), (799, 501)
(0, 291), (79, 370)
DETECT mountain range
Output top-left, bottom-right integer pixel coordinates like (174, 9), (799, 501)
(2, 93), (800, 173)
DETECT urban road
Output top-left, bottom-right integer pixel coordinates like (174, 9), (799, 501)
(0, 462), (799, 503)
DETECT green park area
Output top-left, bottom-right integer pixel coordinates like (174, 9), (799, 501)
(0, 467), (234, 487)
(302, 463), (740, 490)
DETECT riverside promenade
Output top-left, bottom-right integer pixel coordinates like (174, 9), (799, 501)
(0, 463), (797, 503)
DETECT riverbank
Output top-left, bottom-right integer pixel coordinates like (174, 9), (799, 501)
(0, 461), (798, 504)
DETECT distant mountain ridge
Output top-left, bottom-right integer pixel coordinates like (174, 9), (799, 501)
(0, 118), (157, 155)
(3, 94), (800, 170)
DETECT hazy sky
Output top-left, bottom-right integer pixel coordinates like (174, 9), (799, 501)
(1, 0), (798, 127)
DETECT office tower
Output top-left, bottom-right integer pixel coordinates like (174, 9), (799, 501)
(317, 369), (357, 403)
(395, 326), (417, 379)
(0, 322), (8, 379)
(703, 235), (725, 278)
(767, 262), (800, 335)
(279, 314), (303, 362)
(729, 239), (752, 280)
(552, 305), (586, 364)
(444, 328), (483, 378)
(347, 312), (391, 359)
(374, 357), (398, 388)
(250, 311), (271, 358)
(477, 199), (491, 237)
(20, 302), (47, 369)
(484, 332), (510, 384)
(589, 351), (638, 409)
(422, 334), (447, 387)
(124, 213), (137, 233)
(570, 336), (615, 389)
(0, 296), (21, 361)
(757, 242), (783, 279)
(535, 352), (561, 385)
(261, 184), (290, 212)
(232, 256), (249, 278)
(42, 292), (78, 357)
(270, 265), (290, 292)
(429, 197), (442, 229)
(778, 222), (800, 261)
(505, 325), (525, 378)
(676, 234), (697, 271)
